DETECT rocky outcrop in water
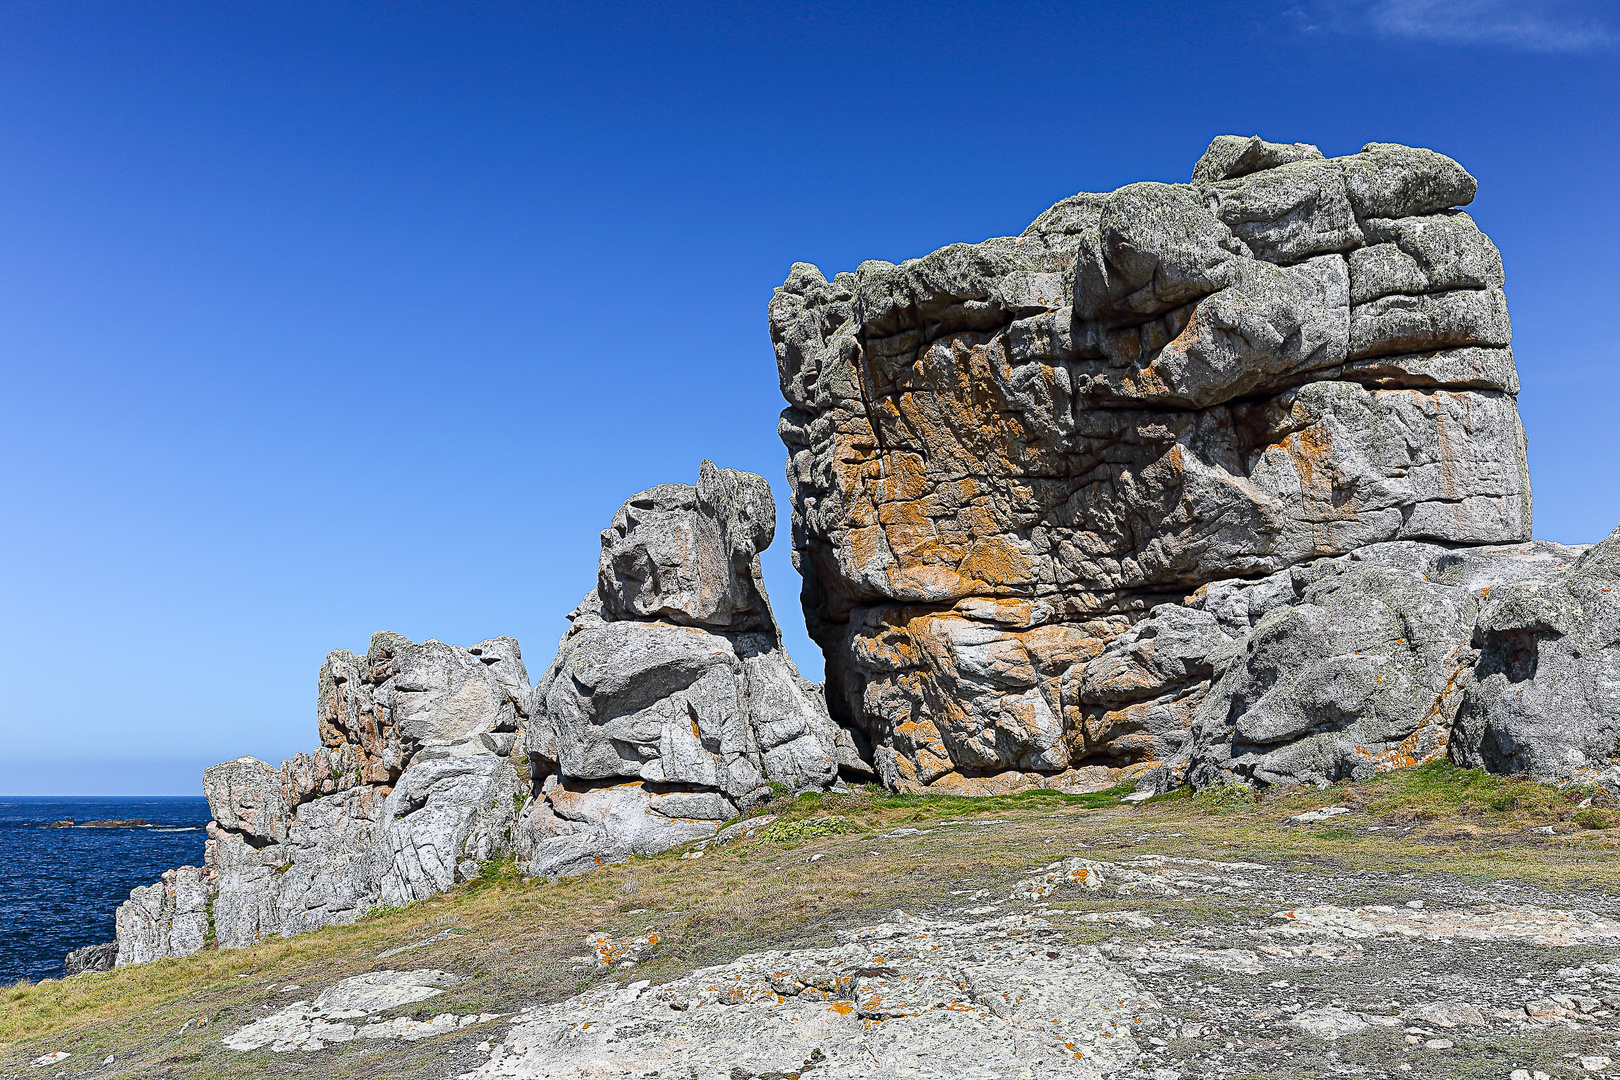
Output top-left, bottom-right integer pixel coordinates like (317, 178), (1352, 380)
(110, 463), (839, 965)
(513, 461), (848, 879)
(769, 135), (1620, 794)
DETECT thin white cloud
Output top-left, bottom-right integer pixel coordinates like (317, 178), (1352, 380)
(1293, 0), (1615, 52)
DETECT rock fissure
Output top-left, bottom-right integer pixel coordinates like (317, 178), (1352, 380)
(771, 135), (1611, 796)
(99, 134), (1620, 976)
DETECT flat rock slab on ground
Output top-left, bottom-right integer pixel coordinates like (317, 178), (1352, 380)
(223, 969), (499, 1053)
(465, 912), (1156, 1079)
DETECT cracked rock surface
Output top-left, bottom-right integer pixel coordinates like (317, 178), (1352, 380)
(464, 912), (1156, 1079)
(223, 969), (501, 1053)
(436, 841), (1620, 1080)
(772, 133), (1620, 796)
(514, 462), (850, 880)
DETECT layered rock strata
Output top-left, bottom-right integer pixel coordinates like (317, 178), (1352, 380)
(110, 463), (839, 965)
(115, 631), (533, 965)
(772, 135), (1561, 794)
(513, 461), (848, 878)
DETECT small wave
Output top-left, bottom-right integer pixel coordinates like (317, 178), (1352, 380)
(150, 827), (202, 832)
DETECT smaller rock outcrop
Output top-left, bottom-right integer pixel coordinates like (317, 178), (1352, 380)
(1175, 535), (1619, 789)
(62, 941), (118, 976)
(114, 631), (533, 966)
(1452, 526), (1620, 779)
(112, 462), (839, 964)
(515, 461), (851, 878)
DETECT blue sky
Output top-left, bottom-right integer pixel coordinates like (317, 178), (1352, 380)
(0, 0), (1615, 794)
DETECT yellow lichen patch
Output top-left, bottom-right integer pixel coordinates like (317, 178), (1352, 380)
(868, 452), (931, 505)
(956, 537), (1034, 589)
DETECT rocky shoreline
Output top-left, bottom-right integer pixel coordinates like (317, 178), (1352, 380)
(42, 819), (150, 829)
(84, 136), (1620, 986)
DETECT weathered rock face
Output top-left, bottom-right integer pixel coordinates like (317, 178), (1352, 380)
(115, 631), (532, 966)
(1182, 540), (1585, 789)
(515, 461), (849, 878)
(1452, 525), (1620, 780)
(62, 940), (118, 976)
(114, 865), (212, 966)
(773, 135), (1533, 794)
(114, 463), (842, 965)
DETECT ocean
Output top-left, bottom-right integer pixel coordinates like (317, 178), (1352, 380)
(0, 796), (210, 984)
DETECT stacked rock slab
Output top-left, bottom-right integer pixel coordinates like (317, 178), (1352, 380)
(772, 135), (1545, 794)
(514, 461), (850, 878)
(114, 632), (532, 965)
(109, 462), (842, 965)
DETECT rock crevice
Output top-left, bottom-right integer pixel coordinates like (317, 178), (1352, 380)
(770, 135), (1609, 795)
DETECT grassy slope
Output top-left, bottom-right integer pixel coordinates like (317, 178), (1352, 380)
(4, 765), (1618, 1077)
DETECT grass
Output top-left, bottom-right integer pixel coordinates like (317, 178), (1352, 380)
(4, 764), (1618, 1077)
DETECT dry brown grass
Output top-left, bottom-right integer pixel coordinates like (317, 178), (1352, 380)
(4, 764), (1617, 1077)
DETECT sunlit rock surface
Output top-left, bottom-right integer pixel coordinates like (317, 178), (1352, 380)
(773, 134), (1539, 794)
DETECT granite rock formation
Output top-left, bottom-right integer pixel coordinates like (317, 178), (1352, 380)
(1451, 526), (1620, 779)
(113, 631), (532, 966)
(772, 135), (1571, 794)
(513, 461), (848, 879)
(1181, 538), (1592, 788)
(109, 463), (838, 965)
(62, 940), (119, 977)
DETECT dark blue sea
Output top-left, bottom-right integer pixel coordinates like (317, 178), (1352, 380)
(0, 796), (209, 984)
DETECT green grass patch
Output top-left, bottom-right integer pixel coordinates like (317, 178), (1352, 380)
(1192, 776), (1255, 812)
(469, 854), (521, 892)
(1574, 807), (1616, 829)
(1356, 761), (1578, 822)
(765, 783), (1137, 829)
(759, 815), (856, 842)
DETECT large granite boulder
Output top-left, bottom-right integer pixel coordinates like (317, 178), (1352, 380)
(598, 460), (778, 630)
(115, 631), (533, 964)
(1180, 541), (1578, 788)
(516, 462), (847, 878)
(1452, 525), (1620, 780)
(773, 135), (1532, 795)
(115, 464), (843, 963)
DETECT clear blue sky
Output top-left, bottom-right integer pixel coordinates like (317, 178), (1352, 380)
(1, 1), (1615, 794)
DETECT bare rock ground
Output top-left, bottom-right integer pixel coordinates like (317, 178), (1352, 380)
(11, 781), (1620, 1080)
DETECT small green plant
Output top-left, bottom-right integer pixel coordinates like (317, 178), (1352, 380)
(362, 902), (411, 921)
(203, 899), (216, 944)
(1192, 776), (1255, 812)
(1574, 808), (1616, 829)
(468, 854), (520, 892)
(1489, 791), (1521, 812)
(760, 815), (856, 843)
